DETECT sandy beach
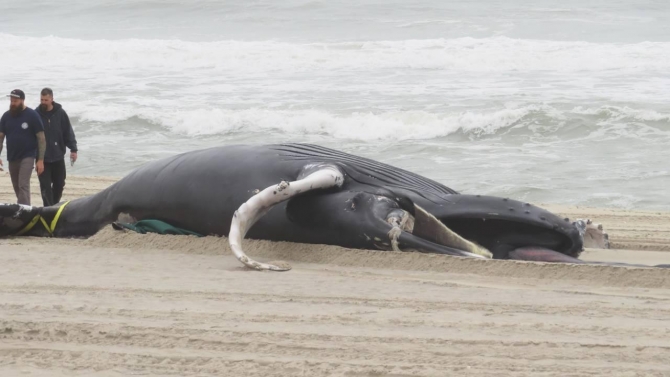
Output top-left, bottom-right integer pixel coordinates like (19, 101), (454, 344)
(1, 171), (669, 376)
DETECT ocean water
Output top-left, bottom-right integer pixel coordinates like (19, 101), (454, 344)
(1, 0), (669, 210)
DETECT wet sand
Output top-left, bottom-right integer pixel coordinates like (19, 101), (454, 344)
(1, 172), (669, 376)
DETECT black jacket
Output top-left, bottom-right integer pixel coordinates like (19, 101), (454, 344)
(35, 102), (78, 163)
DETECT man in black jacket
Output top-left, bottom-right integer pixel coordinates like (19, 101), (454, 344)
(35, 88), (78, 206)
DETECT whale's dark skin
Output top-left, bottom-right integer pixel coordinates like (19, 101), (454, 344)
(0, 143), (663, 268)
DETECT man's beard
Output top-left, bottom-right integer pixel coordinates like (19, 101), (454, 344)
(39, 104), (48, 112)
(9, 104), (23, 117)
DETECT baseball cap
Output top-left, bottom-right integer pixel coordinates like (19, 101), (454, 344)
(7, 89), (25, 100)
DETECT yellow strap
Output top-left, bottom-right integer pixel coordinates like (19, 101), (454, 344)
(13, 201), (70, 237)
(50, 201), (70, 233)
(39, 217), (51, 234)
(15, 214), (41, 236)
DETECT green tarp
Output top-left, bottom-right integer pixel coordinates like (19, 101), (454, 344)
(112, 220), (204, 237)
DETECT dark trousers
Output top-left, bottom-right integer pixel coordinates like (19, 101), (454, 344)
(38, 159), (67, 207)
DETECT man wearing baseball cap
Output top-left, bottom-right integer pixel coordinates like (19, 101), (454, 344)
(0, 89), (46, 205)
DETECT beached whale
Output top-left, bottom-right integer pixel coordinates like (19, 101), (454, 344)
(1, 143), (647, 271)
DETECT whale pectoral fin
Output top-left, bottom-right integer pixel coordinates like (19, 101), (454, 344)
(228, 164), (344, 271)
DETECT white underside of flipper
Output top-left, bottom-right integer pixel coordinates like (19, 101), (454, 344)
(228, 165), (344, 271)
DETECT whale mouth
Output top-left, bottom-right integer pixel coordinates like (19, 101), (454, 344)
(438, 217), (579, 259)
(385, 200), (582, 261)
